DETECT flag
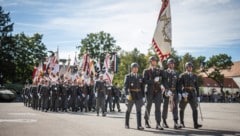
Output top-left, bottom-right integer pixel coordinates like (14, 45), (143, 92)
(152, 0), (172, 61)
(111, 53), (118, 73)
(73, 54), (78, 66)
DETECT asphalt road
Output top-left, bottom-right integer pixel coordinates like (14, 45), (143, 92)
(0, 103), (240, 136)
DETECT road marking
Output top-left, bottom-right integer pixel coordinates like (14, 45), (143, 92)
(0, 119), (37, 123)
(8, 113), (37, 116)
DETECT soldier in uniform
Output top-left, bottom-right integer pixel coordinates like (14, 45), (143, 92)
(30, 82), (38, 110)
(143, 56), (164, 130)
(124, 63), (144, 130)
(112, 83), (121, 112)
(94, 74), (107, 116)
(178, 62), (202, 129)
(41, 80), (50, 112)
(88, 78), (95, 112)
(105, 81), (113, 112)
(59, 80), (69, 112)
(162, 58), (182, 129)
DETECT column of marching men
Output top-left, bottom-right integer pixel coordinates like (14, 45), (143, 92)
(22, 56), (203, 131)
(22, 72), (122, 114)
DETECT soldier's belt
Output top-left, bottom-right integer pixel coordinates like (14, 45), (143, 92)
(169, 88), (176, 91)
(184, 87), (195, 91)
(129, 89), (140, 92)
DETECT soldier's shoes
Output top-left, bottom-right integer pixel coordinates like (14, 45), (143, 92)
(97, 113), (99, 116)
(137, 126), (144, 130)
(181, 123), (185, 128)
(162, 122), (169, 128)
(145, 121), (151, 128)
(194, 124), (202, 129)
(102, 113), (106, 117)
(156, 124), (164, 130)
(174, 124), (182, 129)
(118, 109), (121, 112)
(125, 125), (130, 129)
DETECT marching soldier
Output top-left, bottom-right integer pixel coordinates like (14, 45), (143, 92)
(94, 74), (107, 116)
(41, 80), (50, 112)
(124, 62), (144, 130)
(162, 58), (182, 129)
(112, 83), (121, 112)
(178, 62), (202, 129)
(59, 80), (69, 112)
(30, 82), (38, 110)
(143, 56), (164, 130)
(105, 81), (113, 112)
(88, 78), (96, 112)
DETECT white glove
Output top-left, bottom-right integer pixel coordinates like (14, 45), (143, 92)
(167, 90), (172, 96)
(59, 97), (61, 100)
(161, 85), (165, 91)
(182, 92), (188, 98)
(126, 95), (131, 100)
(87, 95), (89, 100)
(142, 97), (146, 103)
(197, 97), (201, 102)
(105, 95), (108, 100)
(95, 93), (97, 97)
(82, 94), (85, 98)
(154, 76), (160, 82)
(68, 96), (71, 101)
(178, 93), (182, 101)
(78, 96), (80, 99)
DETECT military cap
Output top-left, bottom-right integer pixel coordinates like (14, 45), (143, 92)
(149, 56), (158, 62)
(167, 58), (175, 65)
(185, 62), (193, 68)
(131, 62), (139, 68)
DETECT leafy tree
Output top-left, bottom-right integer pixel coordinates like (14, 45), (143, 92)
(77, 31), (121, 65)
(0, 6), (15, 83)
(201, 54), (233, 100)
(13, 33), (47, 83)
(113, 48), (147, 88)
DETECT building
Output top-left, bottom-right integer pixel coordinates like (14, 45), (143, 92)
(199, 61), (240, 95)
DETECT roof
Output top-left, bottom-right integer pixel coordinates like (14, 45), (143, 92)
(221, 61), (240, 77)
(201, 77), (239, 89)
(199, 61), (240, 78)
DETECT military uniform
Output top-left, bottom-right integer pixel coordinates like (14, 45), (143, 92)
(40, 83), (50, 112)
(50, 84), (60, 112)
(94, 79), (107, 116)
(124, 63), (144, 130)
(105, 85), (113, 112)
(112, 85), (121, 112)
(178, 64), (202, 129)
(143, 67), (164, 129)
(30, 85), (38, 110)
(162, 68), (181, 129)
(59, 83), (69, 112)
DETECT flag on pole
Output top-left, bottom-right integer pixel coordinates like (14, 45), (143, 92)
(152, 0), (172, 61)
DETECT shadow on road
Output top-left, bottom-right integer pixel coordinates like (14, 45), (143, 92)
(135, 128), (240, 136)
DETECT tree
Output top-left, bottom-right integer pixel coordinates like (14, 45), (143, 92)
(13, 33), (47, 83)
(78, 31), (121, 64)
(0, 6), (15, 83)
(113, 48), (147, 88)
(201, 54), (233, 101)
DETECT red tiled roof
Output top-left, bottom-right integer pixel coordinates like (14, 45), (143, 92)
(202, 77), (239, 88)
(221, 61), (240, 77)
(199, 61), (240, 77)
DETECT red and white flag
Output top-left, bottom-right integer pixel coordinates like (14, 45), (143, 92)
(152, 0), (172, 61)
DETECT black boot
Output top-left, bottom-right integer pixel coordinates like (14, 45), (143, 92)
(137, 112), (144, 130)
(162, 119), (169, 128)
(174, 119), (182, 129)
(125, 111), (130, 129)
(145, 120), (151, 128)
(156, 121), (164, 130)
(194, 123), (202, 129)
(180, 110), (185, 128)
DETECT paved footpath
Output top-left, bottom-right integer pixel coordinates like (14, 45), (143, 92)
(0, 103), (240, 136)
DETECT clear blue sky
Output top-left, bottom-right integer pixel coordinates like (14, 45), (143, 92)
(1, 0), (240, 62)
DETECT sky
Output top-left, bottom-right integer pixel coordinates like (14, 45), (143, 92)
(1, 0), (240, 62)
